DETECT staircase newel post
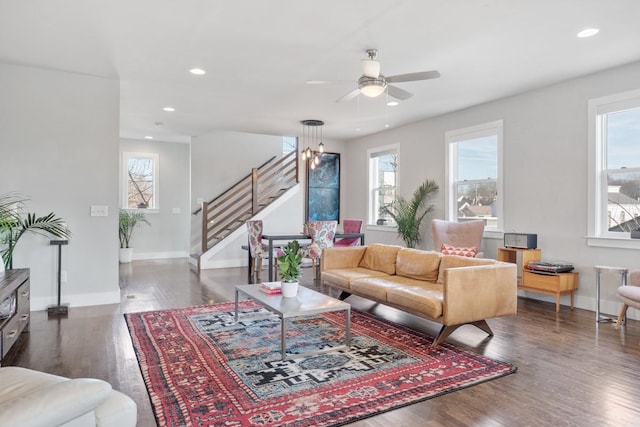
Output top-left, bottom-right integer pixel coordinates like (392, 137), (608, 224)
(201, 200), (208, 253)
(252, 168), (259, 214)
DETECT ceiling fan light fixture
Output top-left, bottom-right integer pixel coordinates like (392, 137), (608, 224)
(359, 75), (387, 97)
(361, 59), (380, 78)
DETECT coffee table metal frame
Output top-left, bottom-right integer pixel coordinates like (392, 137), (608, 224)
(234, 284), (351, 360)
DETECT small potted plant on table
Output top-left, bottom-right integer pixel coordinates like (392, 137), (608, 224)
(277, 240), (302, 297)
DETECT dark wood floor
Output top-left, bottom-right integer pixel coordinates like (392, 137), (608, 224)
(5, 258), (640, 426)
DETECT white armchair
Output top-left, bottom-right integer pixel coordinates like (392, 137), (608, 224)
(0, 367), (137, 427)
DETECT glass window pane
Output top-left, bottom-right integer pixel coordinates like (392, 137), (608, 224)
(457, 136), (497, 181)
(606, 170), (640, 232)
(127, 157), (155, 209)
(456, 181), (497, 224)
(606, 107), (640, 170)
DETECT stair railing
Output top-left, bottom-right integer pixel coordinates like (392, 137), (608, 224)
(194, 150), (299, 253)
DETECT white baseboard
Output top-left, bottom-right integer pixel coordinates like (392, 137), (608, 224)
(133, 251), (189, 260)
(31, 290), (121, 311)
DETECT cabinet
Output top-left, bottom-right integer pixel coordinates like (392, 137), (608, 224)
(497, 247), (578, 313)
(0, 269), (30, 365)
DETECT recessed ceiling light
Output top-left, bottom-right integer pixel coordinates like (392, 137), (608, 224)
(163, 106), (175, 112)
(144, 136), (153, 140)
(306, 80), (330, 85)
(387, 101), (399, 107)
(385, 124), (390, 128)
(577, 28), (600, 38)
(190, 68), (206, 75)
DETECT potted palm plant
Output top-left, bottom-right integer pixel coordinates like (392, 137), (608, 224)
(382, 179), (439, 248)
(0, 192), (70, 270)
(277, 240), (302, 297)
(119, 210), (149, 263)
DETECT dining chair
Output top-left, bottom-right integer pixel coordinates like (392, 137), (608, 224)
(334, 219), (363, 247)
(301, 220), (338, 280)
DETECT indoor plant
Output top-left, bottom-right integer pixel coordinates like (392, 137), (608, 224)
(119, 210), (149, 263)
(277, 240), (302, 297)
(382, 179), (439, 248)
(0, 192), (70, 270)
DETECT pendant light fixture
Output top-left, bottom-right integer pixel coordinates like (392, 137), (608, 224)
(300, 120), (325, 169)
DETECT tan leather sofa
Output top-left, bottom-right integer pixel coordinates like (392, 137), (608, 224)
(320, 243), (517, 347)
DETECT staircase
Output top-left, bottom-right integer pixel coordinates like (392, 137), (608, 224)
(192, 150), (299, 265)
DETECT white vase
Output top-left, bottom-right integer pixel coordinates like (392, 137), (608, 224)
(119, 248), (133, 263)
(281, 281), (299, 298)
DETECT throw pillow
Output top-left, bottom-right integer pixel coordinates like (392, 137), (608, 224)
(440, 243), (477, 258)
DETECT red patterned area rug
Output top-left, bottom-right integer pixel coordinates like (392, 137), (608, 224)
(125, 300), (516, 427)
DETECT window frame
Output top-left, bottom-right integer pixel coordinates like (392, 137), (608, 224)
(367, 144), (399, 229)
(587, 89), (640, 249)
(445, 120), (504, 235)
(121, 151), (160, 212)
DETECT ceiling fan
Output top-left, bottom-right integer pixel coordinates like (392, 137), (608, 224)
(336, 49), (440, 103)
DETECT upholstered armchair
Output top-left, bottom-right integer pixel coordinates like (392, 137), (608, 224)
(431, 219), (485, 258)
(301, 221), (338, 279)
(615, 270), (640, 330)
(0, 366), (137, 427)
(334, 219), (363, 247)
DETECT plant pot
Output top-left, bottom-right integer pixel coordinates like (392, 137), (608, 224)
(119, 248), (133, 263)
(281, 281), (299, 298)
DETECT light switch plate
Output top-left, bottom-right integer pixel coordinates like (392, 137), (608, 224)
(90, 205), (108, 217)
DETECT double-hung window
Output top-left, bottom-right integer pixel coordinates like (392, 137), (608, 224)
(368, 144), (398, 226)
(121, 152), (159, 210)
(446, 120), (503, 232)
(588, 89), (640, 246)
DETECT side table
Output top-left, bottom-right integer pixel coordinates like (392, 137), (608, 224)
(594, 265), (627, 323)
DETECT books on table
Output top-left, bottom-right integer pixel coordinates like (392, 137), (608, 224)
(260, 281), (282, 295)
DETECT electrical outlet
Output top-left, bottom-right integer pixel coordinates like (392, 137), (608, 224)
(90, 205), (108, 217)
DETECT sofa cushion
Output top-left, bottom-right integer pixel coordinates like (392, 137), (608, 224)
(358, 243), (402, 275)
(321, 268), (391, 289)
(440, 243), (477, 258)
(350, 277), (406, 301)
(437, 255), (495, 284)
(386, 283), (445, 319)
(395, 248), (442, 282)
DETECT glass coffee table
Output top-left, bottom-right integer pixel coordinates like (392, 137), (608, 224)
(234, 284), (351, 360)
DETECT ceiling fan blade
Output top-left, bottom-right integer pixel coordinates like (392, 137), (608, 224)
(336, 88), (361, 103)
(386, 70), (440, 83)
(387, 85), (413, 100)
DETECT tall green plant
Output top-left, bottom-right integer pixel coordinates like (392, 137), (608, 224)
(0, 193), (70, 269)
(382, 179), (439, 248)
(119, 210), (150, 248)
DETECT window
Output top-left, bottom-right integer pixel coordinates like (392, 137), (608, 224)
(446, 120), (503, 232)
(588, 89), (640, 246)
(121, 152), (159, 209)
(282, 136), (297, 155)
(368, 144), (398, 226)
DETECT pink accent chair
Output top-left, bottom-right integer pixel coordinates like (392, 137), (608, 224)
(431, 219), (485, 257)
(334, 219), (363, 247)
(616, 270), (640, 330)
(301, 221), (338, 280)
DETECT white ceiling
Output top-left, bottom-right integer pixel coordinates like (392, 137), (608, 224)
(1, 0), (639, 143)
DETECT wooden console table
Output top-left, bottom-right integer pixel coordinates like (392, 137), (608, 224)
(497, 247), (578, 313)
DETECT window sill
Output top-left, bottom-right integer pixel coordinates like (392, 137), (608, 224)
(586, 236), (640, 250)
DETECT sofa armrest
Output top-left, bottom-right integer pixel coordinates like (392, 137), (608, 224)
(0, 378), (112, 427)
(442, 262), (517, 325)
(321, 246), (367, 270)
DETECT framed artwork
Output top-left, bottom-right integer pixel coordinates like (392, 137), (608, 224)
(306, 152), (340, 222)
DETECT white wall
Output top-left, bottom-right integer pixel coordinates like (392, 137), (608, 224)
(120, 138), (191, 259)
(343, 60), (640, 319)
(0, 62), (120, 310)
